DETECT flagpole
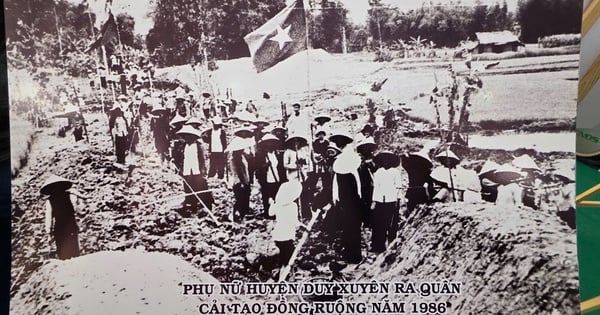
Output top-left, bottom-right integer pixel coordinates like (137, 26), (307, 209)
(304, 0), (310, 105)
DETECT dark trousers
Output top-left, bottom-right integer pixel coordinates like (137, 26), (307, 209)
(183, 174), (213, 211)
(260, 182), (280, 216)
(300, 177), (313, 220)
(275, 240), (295, 267)
(208, 152), (226, 179)
(54, 219), (80, 260)
(115, 135), (128, 164)
(233, 183), (251, 219)
(406, 187), (429, 215)
(371, 202), (398, 252)
(340, 203), (363, 263)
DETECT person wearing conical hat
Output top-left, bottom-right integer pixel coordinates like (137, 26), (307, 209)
(269, 180), (305, 272)
(150, 101), (171, 163)
(255, 134), (285, 219)
(284, 134), (312, 219)
(370, 151), (404, 253)
(401, 149), (435, 215)
(512, 154), (542, 210)
(226, 136), (253, 222)
(172, 125), (212, 215)
(109, 102), (130, 167)
(41, 175), (80, 260)
(332, 147), (363, 264)
(356, 138), (378, 228)
(205, 117), (227, 180)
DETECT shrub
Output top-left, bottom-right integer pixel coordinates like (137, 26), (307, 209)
(539, 34), (580, 48)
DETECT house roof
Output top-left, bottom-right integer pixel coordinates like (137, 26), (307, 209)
(475, 31), (521, 45)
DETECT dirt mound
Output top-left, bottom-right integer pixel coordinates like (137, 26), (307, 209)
(355, 202), (578, 314)
(10, 250), (230, 314)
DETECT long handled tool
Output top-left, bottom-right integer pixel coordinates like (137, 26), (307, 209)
(169, 162), (221, 226)
(141, 188), (225, 207)
(278, 207), (323, 282)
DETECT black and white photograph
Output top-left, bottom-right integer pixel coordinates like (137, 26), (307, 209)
(7, 0), (580, 313)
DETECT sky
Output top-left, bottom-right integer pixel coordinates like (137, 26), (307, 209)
(71, 0), (519, 35)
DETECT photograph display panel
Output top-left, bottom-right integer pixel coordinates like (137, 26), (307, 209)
(7, 0), (578, 314)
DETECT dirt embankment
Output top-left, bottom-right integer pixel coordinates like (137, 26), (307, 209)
(355, 203), (579, 314)
(10, 250), (236, 314)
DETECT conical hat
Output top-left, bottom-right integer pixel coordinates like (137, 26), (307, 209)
(275, 180), (302, 204)
(478, 160), (501, 176)
(150, 103), (167, 114)
(169, 115), (187, 126)
(356, 138), (378, 156)
(185, 117), (203, 126)
(333, 151), (361, 174)
(488, 164), (523, 185)
(314, 114), (332, 125)
(512, 154), (540, 171)
(435, 149), (460, 166)
(285, 135), (308, 149)
(225, 136), (253, 152)
(407, 149), (433, 169)
(252, 118), (270, 127)
(430, 166), (451, 184)
(233, 111), (256, 123)
(40, 174), (73, 195)
(176, 125), (202, 138)
(270, 126), (287, 136)
(258, 134), (281, 149)
(374, 150), (400, 168)
(234, 127), (255, 139)
(329, 130), (353, 147)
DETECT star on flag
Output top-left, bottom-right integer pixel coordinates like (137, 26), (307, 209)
(243, 0), (308, 73)
(269, 25), (293, 50)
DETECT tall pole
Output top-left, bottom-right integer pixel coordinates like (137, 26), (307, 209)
(304, 0), (311, 103)
(52, 3), (63, 55)
(341, 25), (347, 54)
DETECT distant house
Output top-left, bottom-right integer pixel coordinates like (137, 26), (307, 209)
(474, 31), (524, 54)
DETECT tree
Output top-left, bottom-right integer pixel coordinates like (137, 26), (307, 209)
(365, 2), (514, 49)
(116, 13), (137, 49)
(517, 0), (582, 43)
(146, 0), (286, 67)
(311, 1), (351, 53)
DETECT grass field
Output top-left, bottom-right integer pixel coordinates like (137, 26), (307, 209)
(401, 69), (577, 123)
(205, 51), (578, 127)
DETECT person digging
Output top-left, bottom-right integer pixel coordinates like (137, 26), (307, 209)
(269, 180), (307, 280)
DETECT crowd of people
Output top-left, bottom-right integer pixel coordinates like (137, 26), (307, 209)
(40, 65), (575, 277)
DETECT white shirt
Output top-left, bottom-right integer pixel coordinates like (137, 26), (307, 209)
(270, 202), (300, 241)
(211, 129), (223, 153)
(284, 148), (310, 181)
(113, 116), (128, 137)
(286, 110), (311, 138)
(182, 143), (201, 176)
(372, 167), (403, 203)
